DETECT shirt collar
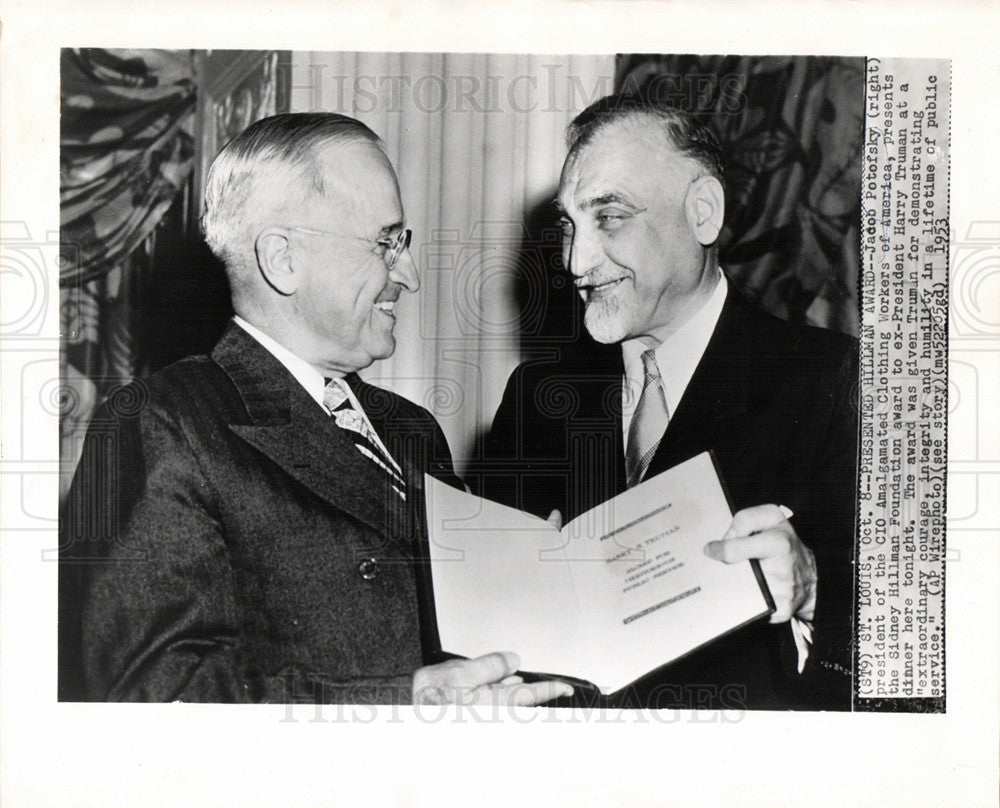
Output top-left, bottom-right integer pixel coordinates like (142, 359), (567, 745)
(622, 270), (727, 419)
(232, 316), (332, 411)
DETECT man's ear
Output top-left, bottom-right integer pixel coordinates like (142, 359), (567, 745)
(685, 176), (725, 247)
(255, 228), (298, 296)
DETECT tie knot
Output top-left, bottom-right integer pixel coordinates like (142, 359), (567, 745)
(640, 349), (661, 383)
(323, 379), (351, 413)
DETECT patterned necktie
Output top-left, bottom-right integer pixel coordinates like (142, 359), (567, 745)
(323, 379), (406, 499)
(625, 349), (670, 488)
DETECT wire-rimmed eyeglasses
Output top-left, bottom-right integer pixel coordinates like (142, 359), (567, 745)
(291, 227), (412, 270)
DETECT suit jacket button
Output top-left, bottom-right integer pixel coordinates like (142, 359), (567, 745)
(358, 558), (380, 580)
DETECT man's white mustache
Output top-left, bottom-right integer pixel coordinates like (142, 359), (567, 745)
(575, 275), (626, 290)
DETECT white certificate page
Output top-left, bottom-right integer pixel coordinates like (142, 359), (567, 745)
(426, 452), (773, 693)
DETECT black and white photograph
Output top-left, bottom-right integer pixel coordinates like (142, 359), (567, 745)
(1, 3), (998, 807)
(56, 49), (864, 710)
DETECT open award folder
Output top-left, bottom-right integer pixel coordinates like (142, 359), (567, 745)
(425, 452), (774, 695)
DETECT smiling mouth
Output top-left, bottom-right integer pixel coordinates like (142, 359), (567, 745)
(579, 277), (625, 300)
(374, 300), (396, 317)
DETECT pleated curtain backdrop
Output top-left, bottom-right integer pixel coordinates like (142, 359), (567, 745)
(291, 52), (615, 474)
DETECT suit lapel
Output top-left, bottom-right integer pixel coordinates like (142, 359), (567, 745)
(212, 323), (404, 538)
(565, 347), (628, 513)
(645, 285), (754, 480)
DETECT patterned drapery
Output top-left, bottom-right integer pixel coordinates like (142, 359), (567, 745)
(60, 48), (196, 286)
(618, 55), (864, 336)
(59, 49), (196, 498)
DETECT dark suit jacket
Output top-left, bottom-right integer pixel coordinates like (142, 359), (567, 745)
(478, 283), (859, 710)
(59, 322), (461, 703)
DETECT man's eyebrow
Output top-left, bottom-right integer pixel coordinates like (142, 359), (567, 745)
(581, 192), (640, 211)
(553, 193), (643, 215)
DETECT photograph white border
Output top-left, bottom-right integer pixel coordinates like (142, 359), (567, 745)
(2, 2), (998, 806)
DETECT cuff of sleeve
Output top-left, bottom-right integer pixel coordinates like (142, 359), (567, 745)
(791, 617), (814, 674)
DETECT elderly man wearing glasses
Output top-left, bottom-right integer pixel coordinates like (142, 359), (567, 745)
(59, 113), (572, 707)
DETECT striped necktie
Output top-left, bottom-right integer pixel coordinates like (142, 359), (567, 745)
(625, 349), (670, 488)
(323, 379), (406, 500)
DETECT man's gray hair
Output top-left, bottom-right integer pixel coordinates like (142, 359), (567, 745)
(566, 94), (725, 188)
(202, 112), (383, 272)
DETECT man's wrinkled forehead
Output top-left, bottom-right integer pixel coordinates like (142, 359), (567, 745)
(558, 117), (698, 210)
(312, 139), (400, 213)
(308, 141), (402, 230)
